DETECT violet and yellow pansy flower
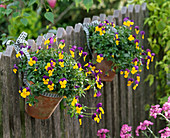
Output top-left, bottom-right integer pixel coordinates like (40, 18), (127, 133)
(28, 56), (37, 66)
(151, 53), (155, 62)
(59, 78), (67, 88)
(136, 74), (140, 82)
(92, 113), (100, 123)
(135, 26), (140, 34)
(124, 69), (130, 78)
(127, 78), (134, 86)
(43, 75), (49, 85)
(50, 58), (56, 66)
(96, 81), (103, 89)
(58, 51), (64, 59)
(134, 39), (140, 49)
(120, 69), (124, 75)
(77, 47), (83, 57)
(47, 81), (54, 91)
(146, 56), (151, 70)
(131, 66), (138, 74)
(82, 52), (87, 62)
(116, 38), (120, 46)
(84, 85), (91, 91)
(77, 63), (83, 71)
(34, 66), (38, 72)
(58, 59), (64, 67)
(76, 103), (82, 114)
(16, 51), (24, 58)
(96, 54), (104, 63)
(19, 86), (23, 94)
(45, 63), (51, 71)
(73, 63), (78, 69)
(58, 39), (65, 49)
(128, 35), (135, 41)
(78, 115), (83, 126)
(70, 48), (75, 58)
(140, 31), (145, 39)
(44, 39), (50, 45)
(133, 80), (139, 90)
(71, 97), (78, 106)
(13, 64), (18, 74)
(47, 67), (54, 77)
(132, 57), (139, 66)
(20, 87), (31, 98)
(115, 32), (119, 39)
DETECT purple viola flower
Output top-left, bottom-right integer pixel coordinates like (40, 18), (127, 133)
(58, 59), (64, 62)
(147, 56), (151, 60)
(75, 96), (79, 101)
(140, 31), (145, 35)
(38, 46), (41, 50)
(28, 46), (31, 49)
(70, 48), (75, 52)
(102, 28), (105, 31)
(75, 85), (80, 89)
(135, 80), (139, 84)
(50, 58), (56, 63)
(47, 67), (53, 71)
(77, 63), (81, 68)
(96, 103), (102, 108)
(20, 45), (25, 49)
(58, 78), (67, 82)
(78, 115), (83, 119)
(125, 69), (130, 73)
(58, 51), (64, 54)
(92, 113), (97, 119)
(43, 75), (49, 79)
(134, 66), (138, 70)
(60, 39), (65, 44)
(98, 23), (103, 28)
(19, 86), (23, 91)
(132, 34), (136, 39)
(96, 108), (101, 113)
(104, 20), (109, 23)
(141, 58), (145, 64)
(120, 69), (124, 72)
(146, 49), (151, 52)
(82, 52), (88, 57)
(13, 64), (18, 69)
(72, 45), (77, 50)
(48, 81), (53, 85)
(128, 78), (134, 82)
(131, 19), (134, 23)
(77, 47), (83, 52)
(141, 46), (144, 49)
(97, 91), (102, 97)
(132, 57), (139, 62)
(134, 39), (139, 44)
(26, 87), (31, 92)
(32, 56), (38, 61)
(19, 51), (24, 55)
(142, 52), (146, 55)
(99, 54), (103, 57)
(76, 103), (82, 107)
(135, 26), (139, 30)
(151, 53), (155, 56)
(123, 17), (129, 21)
(36, 66), (39, 69)
(48, 45), (52, 49)
(50, 62), (55, 67)
(49, 37), (53, 44)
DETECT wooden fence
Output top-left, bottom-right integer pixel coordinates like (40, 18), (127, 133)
(0, 3), (160, 138)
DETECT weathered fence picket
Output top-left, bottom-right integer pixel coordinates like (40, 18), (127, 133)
(0, 3), (159, 138)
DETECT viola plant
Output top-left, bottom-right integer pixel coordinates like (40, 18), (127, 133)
(88, 17), (155, 90)
(120, 96), (170, 138)
(13, 36), (105, 125)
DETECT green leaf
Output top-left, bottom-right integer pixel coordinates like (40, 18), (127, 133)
(23, 12), (30, 17)
(44, 12), (54, 23)
(20, 18), (28, 26)
(75, 0), (82, 7)
(28, 0), (36, 6)
(12, 12), (19, 17)
(165, 40), (170, 52)
(156, 21), (166, 32)
(5, 8), (12, 16)
(83, 0), (93, 12)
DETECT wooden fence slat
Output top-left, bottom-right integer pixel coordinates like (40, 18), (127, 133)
(92, 16), (100, 21)
(113, 10), (122, 25)
(83, 18), (91, 24)
(36, 36), (45, 49)
(1, 46), (13, 138)
(107, 15), (114, 23)
(28, 39), (37, 52)
(0, 52), (3, 137)
(57, 28), (68, 52)
(113, 74), (120, 138)
(99, 14), (106, 21)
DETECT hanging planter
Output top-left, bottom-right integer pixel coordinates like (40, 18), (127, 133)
(11, 32), (105, 125)
(25, 94), (63, 119)
(83, 18), (155, 89)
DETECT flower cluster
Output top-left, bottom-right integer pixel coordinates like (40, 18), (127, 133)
(13, 36), (104, 125)
(120, 96), (170, 138)
(97, 128), (110, 138)
(88, 17), (155, 90)
(120, 124), (132, 138)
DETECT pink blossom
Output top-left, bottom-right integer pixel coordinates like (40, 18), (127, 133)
(135, 120), (153, 136)
(150, 104), (162, 119)
(120, 124), (132, 138)
(97, 129), (109, 138)
(168, 96), (170, 103)
(162, 102), (170, 119)
(47, 0), (56, 8)
(0, 4), (6, 8)
(159, 127), (170, 138)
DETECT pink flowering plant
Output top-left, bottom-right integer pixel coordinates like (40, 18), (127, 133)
(88, 17), (155, 90)
(13, 36), (105, 124)
(120, 96), (170, 138)
(97, 128), (110, 138)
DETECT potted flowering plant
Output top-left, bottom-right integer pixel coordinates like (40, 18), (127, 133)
(13, 35), (105, 124)
(87, 17), (155, 89)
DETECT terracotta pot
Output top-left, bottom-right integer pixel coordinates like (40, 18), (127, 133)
(25, 95), (63, 119)
(25, 81), (63, 119)
(94, 54), (116, 82)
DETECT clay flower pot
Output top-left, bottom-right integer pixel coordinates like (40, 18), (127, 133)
(25, 81), (63, 119)
(94, 54), (116, 82)
(25, 95), (63, 119)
